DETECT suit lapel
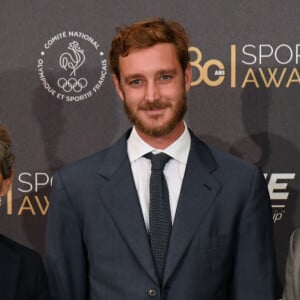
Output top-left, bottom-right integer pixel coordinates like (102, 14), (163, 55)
(98, 132), (158, 285)
(163, 133), (222, 285)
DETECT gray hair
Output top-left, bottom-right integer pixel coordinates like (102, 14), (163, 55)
(0, 124), (15, 179)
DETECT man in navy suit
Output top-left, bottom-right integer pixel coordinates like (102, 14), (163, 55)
(45, 18), (277, 299)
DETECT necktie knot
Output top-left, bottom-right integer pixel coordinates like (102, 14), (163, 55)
(144, 152), (171, 171)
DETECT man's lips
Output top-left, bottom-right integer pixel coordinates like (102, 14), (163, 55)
(142, 108), (166, 116)
(139, 102), (171, 111)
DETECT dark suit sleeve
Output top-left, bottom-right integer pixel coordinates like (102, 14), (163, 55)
(230, 167), (277, 300)
(45, 171), (88, 300)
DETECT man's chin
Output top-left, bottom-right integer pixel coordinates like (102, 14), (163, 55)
(136, 123), (174, 138)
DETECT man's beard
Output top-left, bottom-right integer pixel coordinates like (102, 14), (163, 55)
(123, 94), (187, 138)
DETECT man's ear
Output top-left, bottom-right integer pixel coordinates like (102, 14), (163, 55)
(1, 170), (14, 197)
(112, 74), (125, 101)
(184, 63), (192, 93)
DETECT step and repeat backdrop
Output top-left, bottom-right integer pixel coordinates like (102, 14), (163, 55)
(0, 1), (299, 297)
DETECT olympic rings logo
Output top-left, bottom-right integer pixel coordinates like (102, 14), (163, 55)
(57, 77), (88, 93)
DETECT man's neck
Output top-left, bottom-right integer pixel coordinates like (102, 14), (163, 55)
(135, 121), (185, 150)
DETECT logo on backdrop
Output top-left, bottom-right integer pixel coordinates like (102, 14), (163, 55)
(264, 172), (296, 223)
(0, 171), (52, 216)
(37, 31), (107, 102)
(189, 44), (300, 88)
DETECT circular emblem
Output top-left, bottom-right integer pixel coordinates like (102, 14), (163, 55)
(37, 31), (107, 102)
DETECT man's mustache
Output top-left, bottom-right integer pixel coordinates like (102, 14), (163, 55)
(139, 101), (171, 110)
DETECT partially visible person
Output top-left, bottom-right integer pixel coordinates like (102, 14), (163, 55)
(282, 227), (300, 300)
(0, 123), (50, 300)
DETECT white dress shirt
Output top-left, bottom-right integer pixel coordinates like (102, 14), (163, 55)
(127, 124), (191, 231)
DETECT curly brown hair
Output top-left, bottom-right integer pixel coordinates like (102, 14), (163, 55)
(0, 124), (15, 179)
(109, 17), (190, 80)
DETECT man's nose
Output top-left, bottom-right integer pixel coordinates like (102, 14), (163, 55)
(145, 81), (159, 102)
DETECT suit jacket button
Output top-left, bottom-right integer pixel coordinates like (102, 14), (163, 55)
(148, 289), (157, 297)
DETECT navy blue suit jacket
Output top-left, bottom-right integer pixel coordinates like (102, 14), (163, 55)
(46, 129), (276, 300)
(0, 234), (50, 300)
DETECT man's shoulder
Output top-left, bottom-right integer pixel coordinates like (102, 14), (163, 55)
(209, 144), (256, 171)
(0, 234), (43, 263)
(56, 131), (129, 177)
(291, 227), (300, 250)
(191, 132), (257, 174)
(62, 149), (107, 172)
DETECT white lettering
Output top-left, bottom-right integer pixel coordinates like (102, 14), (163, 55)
(264, 173), (296, 200)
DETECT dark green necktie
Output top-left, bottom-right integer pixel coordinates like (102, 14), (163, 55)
(145, 152), (172, 285)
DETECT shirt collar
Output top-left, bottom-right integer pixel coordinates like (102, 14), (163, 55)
(127, 123), (191, 164)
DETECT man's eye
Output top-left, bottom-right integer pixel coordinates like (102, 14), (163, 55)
(129, 79), (142, 85)
(160, 74), (172, 81)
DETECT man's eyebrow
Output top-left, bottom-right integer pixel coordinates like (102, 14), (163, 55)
(124, 73), (145, 83)
(124, 69), (178, 82)
(157, 69), (177, 75)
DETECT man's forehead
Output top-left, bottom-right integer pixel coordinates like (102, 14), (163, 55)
(124, 42), (176, 55)
(118, 43), (180, 74)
